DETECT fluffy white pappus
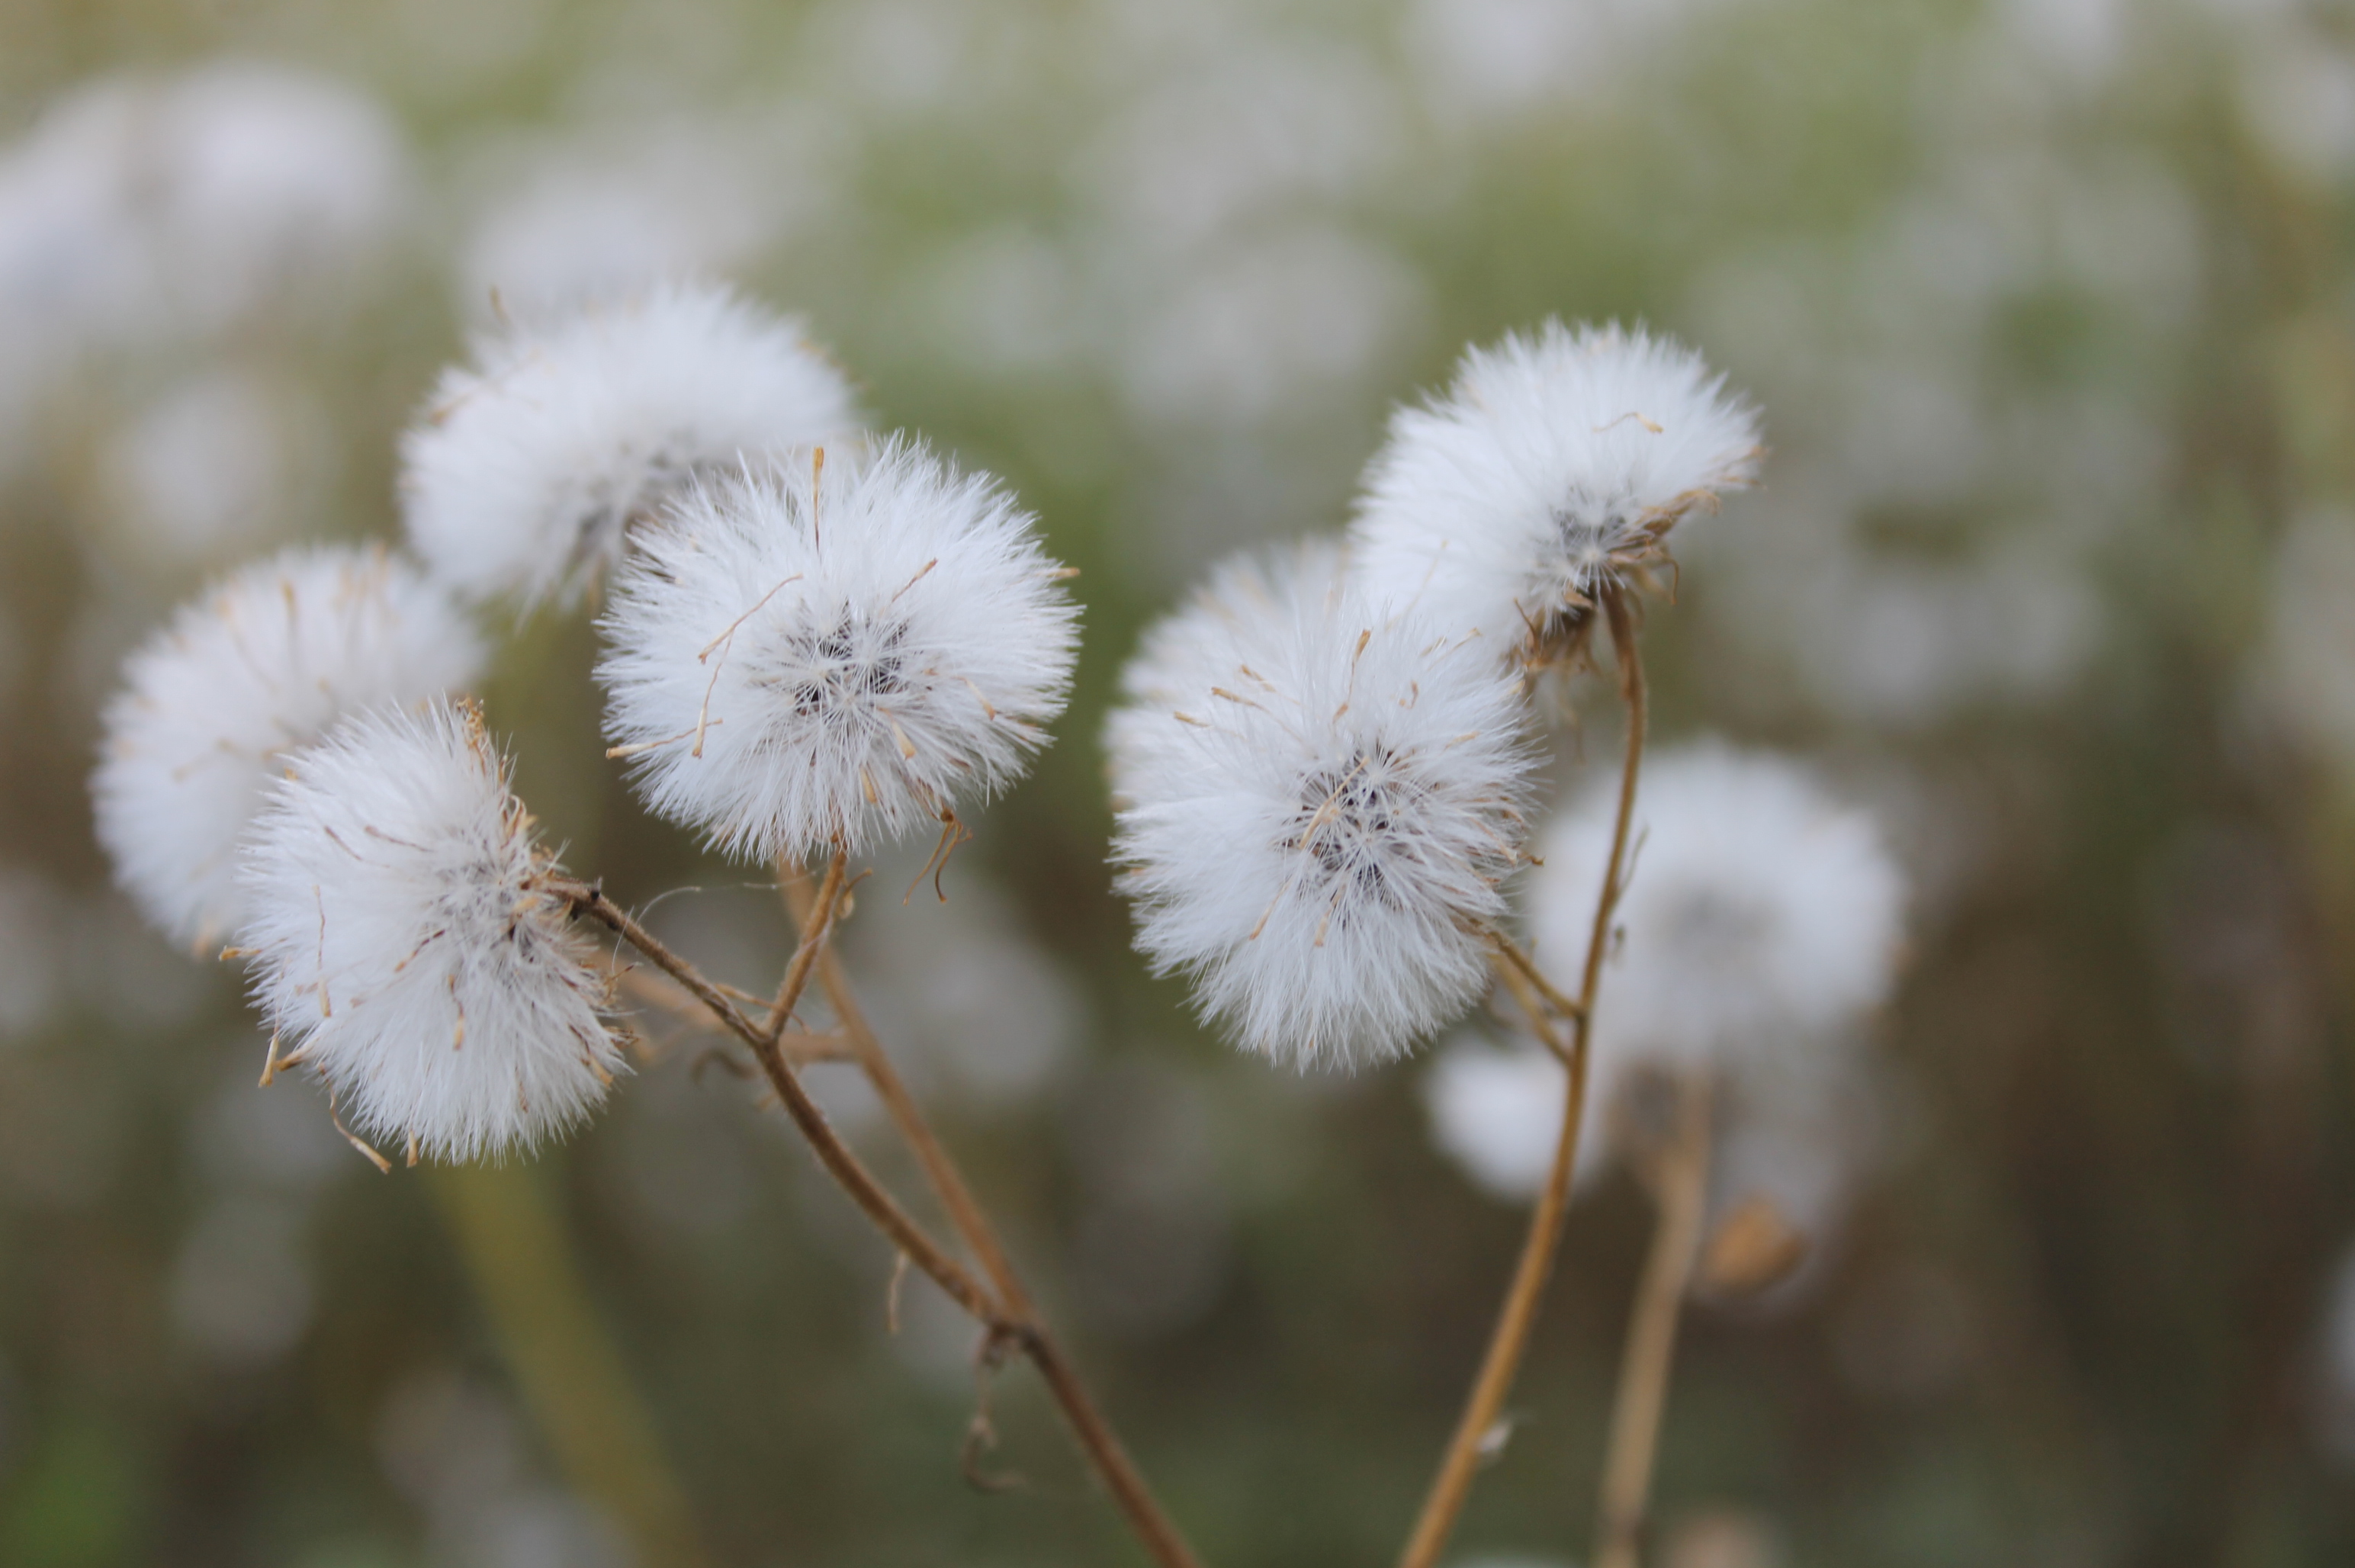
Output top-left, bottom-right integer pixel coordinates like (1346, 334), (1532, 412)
(400, 281), (863, 609)
(92, 545), (485, 948)
(1348, 320), (1761, 667)
(597, 439), (1079, 863)
(1109, 543), (1537, 1071)
(239, 699), (622, 1162)
(1532, 741), (1905, 1071)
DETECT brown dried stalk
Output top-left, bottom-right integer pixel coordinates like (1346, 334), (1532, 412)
(555, 872), (1204, 1568)
(1594, 1070), (1714, 1568)
(1396, 586), (1650, 1568)
(779, 864), (1205, 1568)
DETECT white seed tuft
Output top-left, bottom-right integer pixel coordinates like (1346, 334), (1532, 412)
(92, 545), (484, 948)
(400, 280), (863, 610)
(1349, 320), (1760, 668)
(1109, 542), (1537, 1072)
(238, 699), (622, 1162)
(596, 438), (1080, 863)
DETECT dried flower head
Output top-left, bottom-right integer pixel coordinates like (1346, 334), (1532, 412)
(239, 699), (622, 1162)
(400, 281), (863, 609)
(1349, 321), (1760, 670)
(92, 545), (484, 947)
(597, 438), (1080, 863)
(1109, 543), (1536, 1071)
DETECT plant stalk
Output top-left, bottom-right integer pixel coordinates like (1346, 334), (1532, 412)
(1395, 589), (1650, 1568)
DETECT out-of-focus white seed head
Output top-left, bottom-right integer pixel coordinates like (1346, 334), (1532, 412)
(400, 281), (863, 610)
(1349, 320), (1761, 670)
(1531, 741), (1904, 1073)
(597, 438), (1079, 863)
(239, 699), (622, 1162)
(92, 545), (484, 949)
(1109, 542), (1537, 1071)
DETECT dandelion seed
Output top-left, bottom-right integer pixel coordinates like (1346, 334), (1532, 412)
(596, 438), (1079, 863)
(1349, 321), (1761, 670)
(236, 699), (624, 1162)
(400, 281), (863, 609)
(92, 545), (484, 947)
(1108, 543), (1537, 1071)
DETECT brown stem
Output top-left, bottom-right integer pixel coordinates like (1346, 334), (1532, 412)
(781, 866), (1206, 1568)
(552, 878), (999, 1325)
(1396, 588), (1650, 1568)
(1595, 1072), (1714, 1568)
(765, 847), (847, 1043)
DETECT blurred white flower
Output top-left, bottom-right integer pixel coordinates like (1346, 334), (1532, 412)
(92, 545), (484, 948)
(455, 111), (841, 316)
(1116, 223), (1425, 429)
(0, 62), (407, 468)
(401, 281), (863, 609)
(1423, 1037), (1566, 1200)
(1350, 321), (1760, 670)
(0, 61), (408, 345)
(97, 366), (320, 562)
(1427, 745), (1903, 1277)
(1531, 741), (1904, 1071)
(1109, 542), (1534, 1070)
(239, 699), (622, 1162)
(598, 439), (1078, 863)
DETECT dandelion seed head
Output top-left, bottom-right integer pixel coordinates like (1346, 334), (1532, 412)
(238, 699), (622, 1162)
(1349, 321), (1760, 667)
(92, 545), (484, 947)
(597, 438), (1079, 863)
(1110, 543), (1536, 1071)
(400, 280), (863, 609)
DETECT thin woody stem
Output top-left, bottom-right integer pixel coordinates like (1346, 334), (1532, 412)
(765, 846), (848, 1043)
(1594, 1072), (1714, 1568)
(780, 865), (1206, 1568)
(551, 877), (999, 1325)
(1396, 587), (1650, 1568)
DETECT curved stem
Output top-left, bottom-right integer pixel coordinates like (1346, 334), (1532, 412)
(1396, 589), (1649, 1568)
(765, 847), (847, 1043)
(1594, 1072), (1714, 1568)
(782, 868), (1206, 1568)
(556, 879), (1000, 1326)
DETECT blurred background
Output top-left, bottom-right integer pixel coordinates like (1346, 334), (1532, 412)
(4, 0), (2355, 1563)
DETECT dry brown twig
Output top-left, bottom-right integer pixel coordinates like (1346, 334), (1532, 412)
(1396, 586), (1650, 1568)
(548, 866), (1206, 1568)
(1594, 1069), (1715, 1568)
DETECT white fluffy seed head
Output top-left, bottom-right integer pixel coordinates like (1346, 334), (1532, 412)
(400, 280), (863, 610)
(1533, 741), (1904, 1072)
(92, 545), (485, 948)
(597, 438), (1080, 863)
(1109, 542), (1537, 1072)
(239, 699), (622, 1162)
(1348, 321), (1761, 669)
